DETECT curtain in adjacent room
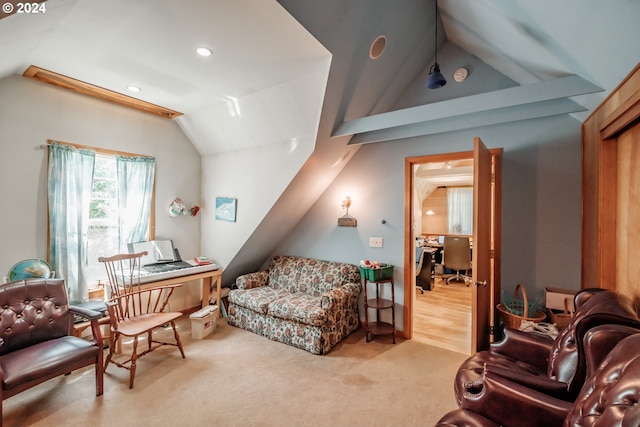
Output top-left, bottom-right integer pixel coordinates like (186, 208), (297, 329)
(447, 187), (473, 235)
(48, 141), (95, 303)
(116, 155), (155, 252)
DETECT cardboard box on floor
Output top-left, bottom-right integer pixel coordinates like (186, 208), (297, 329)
(545, 287), (577, 312)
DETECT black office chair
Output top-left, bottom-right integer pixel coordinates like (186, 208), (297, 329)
(443, 236), (471, 285)
(415, 249), (433, 293)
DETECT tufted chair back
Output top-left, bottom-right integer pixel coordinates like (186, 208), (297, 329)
(547, 290), (640, 397)
(0, 278), (71, 356)
(564, 332), (640, 426)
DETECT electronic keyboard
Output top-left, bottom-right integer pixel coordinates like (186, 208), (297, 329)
(136, 261), (220, 284)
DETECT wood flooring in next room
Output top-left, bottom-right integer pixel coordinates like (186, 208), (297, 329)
(414, 277), (472, 354)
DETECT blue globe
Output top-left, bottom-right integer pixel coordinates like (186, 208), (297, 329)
(8, 259), (53, 281)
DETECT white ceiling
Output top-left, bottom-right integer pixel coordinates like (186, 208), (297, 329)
(2, 0), (639, 155)
(415, 160), (474, 198)
(0, 0), (331, 155)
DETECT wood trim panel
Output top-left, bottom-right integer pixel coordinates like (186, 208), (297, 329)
(24, 66), (182, 119)
(582, 63), (640, 290)
(491, 148), (503, 341)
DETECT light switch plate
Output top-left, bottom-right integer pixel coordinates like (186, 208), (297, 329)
(369, 237), (383, 248)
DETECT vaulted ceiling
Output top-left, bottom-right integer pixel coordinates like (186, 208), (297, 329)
(3, 0), (638, 157)
(3, 0), (639, 278)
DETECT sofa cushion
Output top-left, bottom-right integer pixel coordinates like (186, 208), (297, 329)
(268, 255), (360, 296)
(228, 287), (288, 315)
(268, 293), (327, 326)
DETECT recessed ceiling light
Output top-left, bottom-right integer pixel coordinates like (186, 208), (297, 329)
(369, 35), (387, 59)
(127, 85), (141, 93)
(196, 46), (213, 57)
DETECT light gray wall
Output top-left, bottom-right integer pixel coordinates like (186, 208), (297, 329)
(0, 76), (203, 310)
(273, 114), (583, 331)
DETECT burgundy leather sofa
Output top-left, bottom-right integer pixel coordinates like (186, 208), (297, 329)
(436, 324), (640, 427)
(454, 289), (640, 403)
(0, 278), (104, 422)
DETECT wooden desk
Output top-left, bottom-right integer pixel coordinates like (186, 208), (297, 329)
(139, 267), (224, 312)
(73, 267), (223, 338)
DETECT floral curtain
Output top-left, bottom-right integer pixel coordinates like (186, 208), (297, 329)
(116, 155), (155, 251)
(48, 142), (95, 302)
(447, 187), (473, 235)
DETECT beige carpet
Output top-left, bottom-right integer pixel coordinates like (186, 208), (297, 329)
(3, 317), (467, 427)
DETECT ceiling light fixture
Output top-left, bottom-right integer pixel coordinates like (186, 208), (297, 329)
(426, 0), (446, 89)
(196, 46), (213, 57)
(127, 85), (141, 93)
(369, 35), (387, 60)
(454, 67), (468, 82)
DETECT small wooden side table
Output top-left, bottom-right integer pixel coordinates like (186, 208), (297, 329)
(363, 276), (396, 343)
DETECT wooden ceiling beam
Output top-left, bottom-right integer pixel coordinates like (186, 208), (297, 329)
(23, 65), (182, 119)
(334, 75), (602, 144)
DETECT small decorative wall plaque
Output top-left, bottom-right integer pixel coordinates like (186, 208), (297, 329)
(215, 197), (237, 222)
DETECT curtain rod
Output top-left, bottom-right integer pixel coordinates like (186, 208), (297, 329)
(38, 141), (155, 159)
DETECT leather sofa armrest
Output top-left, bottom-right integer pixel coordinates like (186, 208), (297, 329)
(490, 328), (553, 371)
(436, 409), (500, 427)
(461, 371), (571, 427)
(486, 365), (570, 399)
(235, 270), (268, 290)
(69, 305), (104, 348)
(321, 282), (361, 310)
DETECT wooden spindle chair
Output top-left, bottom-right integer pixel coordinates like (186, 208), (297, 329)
(99, 251), (185, 389)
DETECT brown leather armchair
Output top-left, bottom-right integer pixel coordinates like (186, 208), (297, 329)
(455, 289), (640, 403)
(0, 278), (104, 422)
(437, 324), (640, 427)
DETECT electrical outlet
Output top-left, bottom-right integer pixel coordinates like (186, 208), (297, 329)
(369, 237), (383, 248)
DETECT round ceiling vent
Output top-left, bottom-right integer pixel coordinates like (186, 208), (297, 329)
(369, 35), (387, 60)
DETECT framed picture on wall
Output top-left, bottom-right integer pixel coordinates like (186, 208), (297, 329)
(215, 197), (237, 222)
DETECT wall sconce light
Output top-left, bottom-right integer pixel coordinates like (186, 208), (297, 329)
(426, 209), (435, 216)
(338, 196), (357, 227)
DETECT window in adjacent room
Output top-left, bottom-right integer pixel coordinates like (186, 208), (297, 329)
(47, 140), (155, 302)
(447, 186), (473, 235)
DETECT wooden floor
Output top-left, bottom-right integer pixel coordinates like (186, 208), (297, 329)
(413, 277), (472, 354)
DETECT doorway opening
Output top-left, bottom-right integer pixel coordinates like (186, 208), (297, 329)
(403, 144), (502, 354)
(413, 157), (474, 354)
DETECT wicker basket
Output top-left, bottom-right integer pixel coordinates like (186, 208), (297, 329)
(497, 284), (546, 329)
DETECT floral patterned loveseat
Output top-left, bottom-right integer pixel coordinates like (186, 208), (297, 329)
(227, 255), (361, 355)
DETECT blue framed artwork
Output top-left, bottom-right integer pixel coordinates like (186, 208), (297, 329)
(215, 197), (237, 222)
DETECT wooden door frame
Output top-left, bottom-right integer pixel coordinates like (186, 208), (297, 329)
(582, 63), (640, 290)
(403, 149), (502, 341)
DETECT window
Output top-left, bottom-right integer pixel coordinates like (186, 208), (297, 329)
(447, 187), (473, 235)
(47, 141), (155, 302)
(86, 155), (119, 285)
